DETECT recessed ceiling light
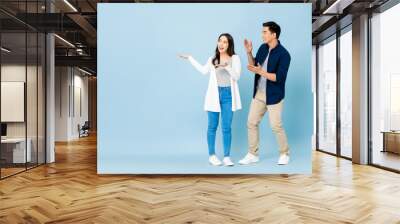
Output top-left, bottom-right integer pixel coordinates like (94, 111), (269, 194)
(322, 0), (353, 15)
(78, 67), (93, 76)
(54, 34), (75, 48)
(63, 0), (78, 12)
(1, 47), (11, 53)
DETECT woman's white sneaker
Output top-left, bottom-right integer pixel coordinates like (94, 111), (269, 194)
(223, 157), (234, 166)
(277, 154), (290, 165)
(209, 155), (222, 166)
(238, 153), (259, 165)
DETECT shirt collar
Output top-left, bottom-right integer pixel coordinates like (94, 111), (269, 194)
(268, 40), (280, 52)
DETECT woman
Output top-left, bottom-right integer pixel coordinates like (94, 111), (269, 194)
(179, 33), (242, 166)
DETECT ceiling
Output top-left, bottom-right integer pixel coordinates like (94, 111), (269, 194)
(0, 0), (392, 75)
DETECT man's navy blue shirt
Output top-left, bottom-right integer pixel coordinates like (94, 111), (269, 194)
(253, 41), (291, 105)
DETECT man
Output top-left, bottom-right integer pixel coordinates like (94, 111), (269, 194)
(239, 21), (291, 165)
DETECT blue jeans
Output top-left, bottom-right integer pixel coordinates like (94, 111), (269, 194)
(207, 86), (233, 157)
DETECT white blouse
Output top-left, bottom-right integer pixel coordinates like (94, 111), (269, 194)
(188, 54), (242, 112)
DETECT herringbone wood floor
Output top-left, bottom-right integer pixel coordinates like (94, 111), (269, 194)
(1, 134), (400, 224)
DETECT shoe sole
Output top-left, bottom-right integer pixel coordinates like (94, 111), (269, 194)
(238, 160), (259, 165)
(278, 161), (289, 165)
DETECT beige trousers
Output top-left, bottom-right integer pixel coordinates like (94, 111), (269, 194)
(247, 90), (289, 156)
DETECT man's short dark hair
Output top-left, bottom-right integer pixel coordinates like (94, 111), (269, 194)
(263, 21), (281, 39)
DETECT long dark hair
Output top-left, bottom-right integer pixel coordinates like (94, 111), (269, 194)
(212, 33), (235, 67)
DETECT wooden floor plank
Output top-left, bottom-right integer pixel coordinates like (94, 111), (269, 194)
(1, 134), (400, 223)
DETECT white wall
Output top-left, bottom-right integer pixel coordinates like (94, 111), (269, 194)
(55, 66), (69, 141)
(1, 65), (40, 138)
(1, 63), (46, 164)
(71, 72), (89, 138)
(55, 67), (89, 141)
(1, 65), (26, 133)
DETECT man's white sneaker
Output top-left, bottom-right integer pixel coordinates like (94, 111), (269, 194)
(223, 157), (234, 166)
(209, 155), (222, 166)
(238, 153), (259, 165)
(278, 154), (290, 165)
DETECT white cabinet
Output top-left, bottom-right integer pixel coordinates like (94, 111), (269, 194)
(1, 138), (32, 163)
